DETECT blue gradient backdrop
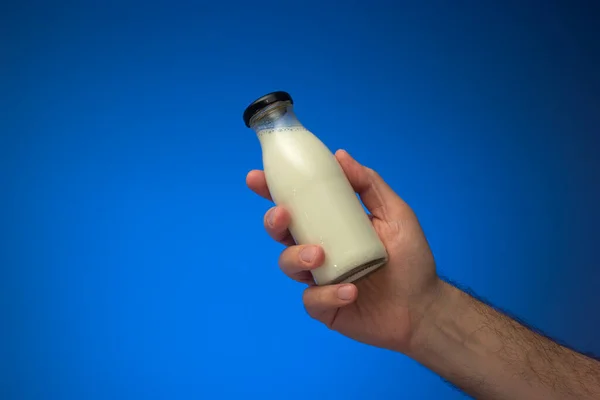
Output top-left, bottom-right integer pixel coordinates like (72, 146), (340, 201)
(1, 1), (599, 399)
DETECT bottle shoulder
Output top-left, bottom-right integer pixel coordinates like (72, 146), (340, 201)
(260, 128), (342, 181)
(261, 128), (330, 157)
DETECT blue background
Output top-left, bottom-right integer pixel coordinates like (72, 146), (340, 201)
(1, 1), (599, 399)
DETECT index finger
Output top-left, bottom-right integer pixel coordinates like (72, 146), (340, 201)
(246, 170), (272, 201)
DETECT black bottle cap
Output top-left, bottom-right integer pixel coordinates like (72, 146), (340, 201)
(243, 91), (293, 128)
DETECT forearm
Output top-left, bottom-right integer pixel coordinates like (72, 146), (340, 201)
(407, 280), (600, 400)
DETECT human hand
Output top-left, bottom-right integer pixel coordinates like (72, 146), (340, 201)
(246, 150), (442, 353)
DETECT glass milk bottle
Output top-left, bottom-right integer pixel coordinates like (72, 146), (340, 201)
(243, 91), (388, 285)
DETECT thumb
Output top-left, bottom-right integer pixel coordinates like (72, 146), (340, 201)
(335, 149), (407, 221)
(303, 284), (357, 328)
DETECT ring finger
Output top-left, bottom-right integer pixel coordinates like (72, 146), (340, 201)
(278, 244), (324, 284)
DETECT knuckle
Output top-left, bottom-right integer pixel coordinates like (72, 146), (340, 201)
(280, 246), (310, 276)
(302, 289), (313, 313)
(263, 207), (275, 225)
(302, 287), (318, 307)
(367, 167), (380, 180)
(277, 247), (295, 268)
(302, 287), (336, 328)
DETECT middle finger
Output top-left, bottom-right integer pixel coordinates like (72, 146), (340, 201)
(264, 206), (295, 246)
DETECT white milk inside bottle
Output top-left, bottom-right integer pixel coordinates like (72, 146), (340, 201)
(243, 91), (388, 285)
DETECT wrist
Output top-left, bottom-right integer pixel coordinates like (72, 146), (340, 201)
(404, 279), (458, 356)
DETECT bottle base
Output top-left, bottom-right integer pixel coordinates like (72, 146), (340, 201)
(328, 257), (387, 285)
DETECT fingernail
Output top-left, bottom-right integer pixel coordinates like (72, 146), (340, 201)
(267, 208), (276, 227)
(337, 285), (354, 301)
(299, 246), (318, 263)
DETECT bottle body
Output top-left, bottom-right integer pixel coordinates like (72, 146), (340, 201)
(255, 107), (388, 285)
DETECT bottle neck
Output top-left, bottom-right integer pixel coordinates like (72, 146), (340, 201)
(249, 101), (304, 133)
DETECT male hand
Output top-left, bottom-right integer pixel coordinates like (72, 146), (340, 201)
(246, 149), (441, 353)
(248, 149), (600, 399)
